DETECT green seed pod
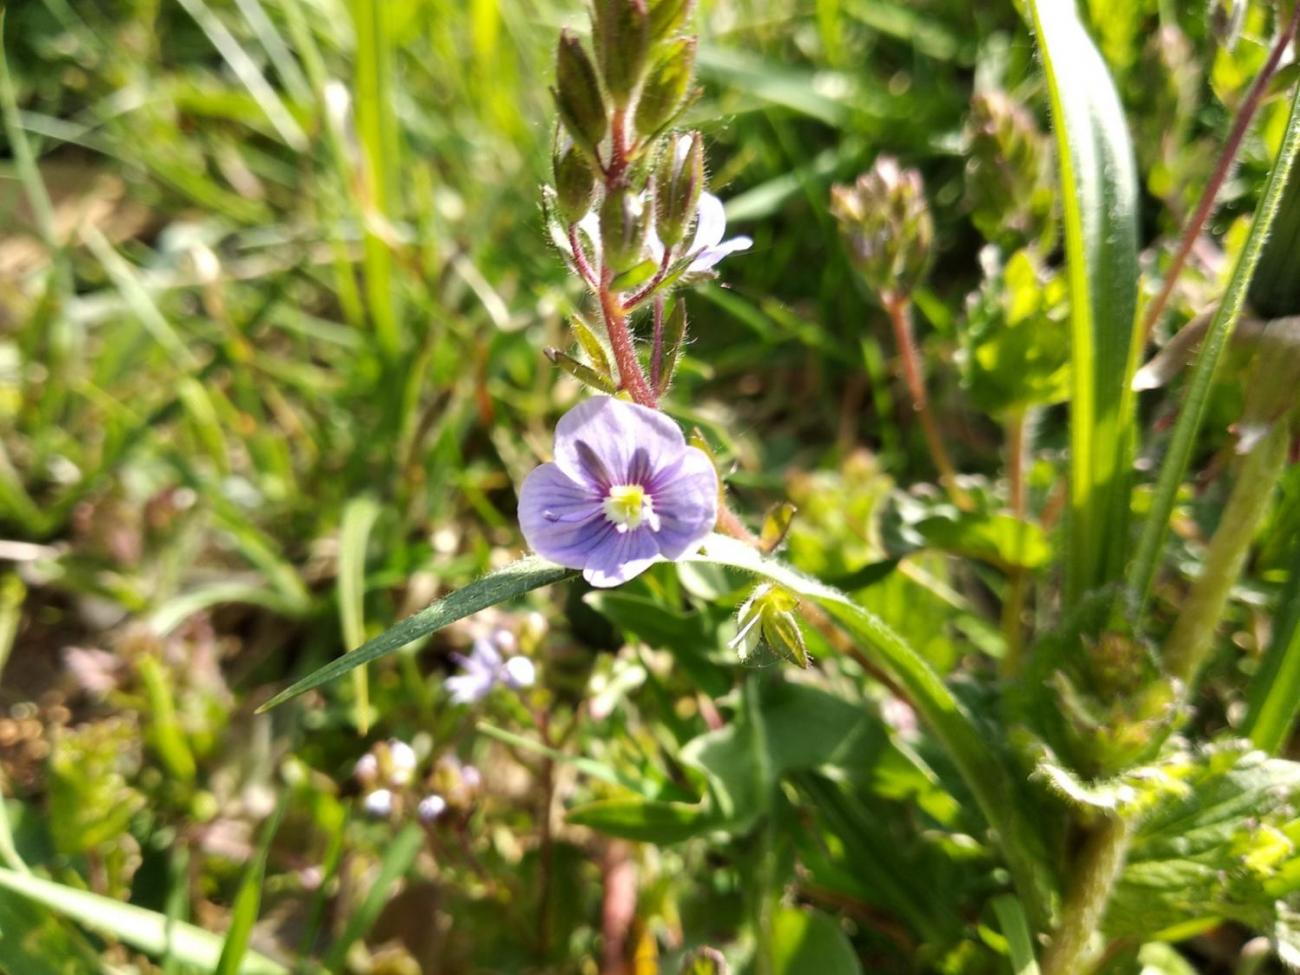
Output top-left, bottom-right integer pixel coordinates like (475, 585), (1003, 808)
(635, 38), (695, 138)
(649, 0), (695, 41)
(553, 142), (597, 224)
(655, 131), (703, 247)
(830, 156), (933, 299)
(599, 186), (649, 273)
(679, 947), (729, 975)
(593, 0), (651, 108)
(554, 31), (607, 157)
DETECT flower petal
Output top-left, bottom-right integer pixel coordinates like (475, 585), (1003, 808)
(552, 396), (688, 487)
(649, 446), (718, 559)
(517, 462), (606, 567)
(690, 192), (727, 253)
(688, 235), (753, 273)
(582, 526), (660, 587)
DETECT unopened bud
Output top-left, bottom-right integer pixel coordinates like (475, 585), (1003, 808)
(554, 143), (597, 224)
(830, 156), (933, 298)
(679, 947), (729, 975)
(600, 187), (649, 273)
(555, 32), (607, 157)
(635, 38), (696, 137)
(655, 132), (703, 247)
(593, 0), (651, 107)
(654, 298), (688, 394)
(965, 91), (1052, 248)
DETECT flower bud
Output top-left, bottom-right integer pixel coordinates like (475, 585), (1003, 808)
(553, 143), (597, 225)
(593, 0), (651, 107)
(649, 0), (695, 41)
(600, 186), (649, 273)
(554, 31), (607, 158)
(635, 38), (696, 138)
(679, 947), (729, 975)
(830, 156), (933, 299)
(965, 91), (1053, 248)
(655, 132), (703, 247)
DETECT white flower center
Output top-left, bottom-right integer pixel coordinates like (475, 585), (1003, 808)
(602, 484), (660, 533)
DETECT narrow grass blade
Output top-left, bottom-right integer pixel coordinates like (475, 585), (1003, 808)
(0, 868), (287, 974)
(214, 799), (286, 975)
(0, 574), (24, 688)
(257, 557), (576, 712)
(1129, 80), (1300, 617)
(174, 0), (307, 150)
(684, 534), (1056, 928)
(992, 894), (1042, 975)
(0, 13), (57, 247)
(338, 495), (381, 735)
(1029, 0), (1140, 608)
(322, 822), (422, 973)
(231, 0), (313, 106)
(1243, 533), (1300, 753)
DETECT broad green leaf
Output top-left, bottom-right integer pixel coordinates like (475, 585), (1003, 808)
(258, 557), (575, 711)
(1130, 80), (1300, 616)
(770, 907), (863, 975)
(0, 868), (286, 974)
(1029, 0), (1140, 607)
(915, 511), (1052, 570)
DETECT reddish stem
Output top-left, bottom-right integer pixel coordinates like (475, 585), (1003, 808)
(882, 293), (972, 510)
(1141, 0), (1300, 341)
(567, 224), (599, 290)
(599, 282), (657, 407)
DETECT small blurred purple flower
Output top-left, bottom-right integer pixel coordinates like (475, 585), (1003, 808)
(353, 752), (379, 786)
(363, 788), (394, 818)
(417, 794), (448, 823)
(387, 740), (417, 785)
(518, 397), (718, 587)
(447, 633), (536, 705)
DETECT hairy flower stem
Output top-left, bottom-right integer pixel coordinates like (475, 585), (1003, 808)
(1165, 420), (1291, 687)
(1141, 0), (1300, 341)
(882, 293), (972, 510)
(599, 283), (658, 408)
(1041, 816), (1132, 975)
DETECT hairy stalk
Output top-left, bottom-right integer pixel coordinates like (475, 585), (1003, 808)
(598, 285), (657, 407)
(882, 293), (972, 510)
(1165, 419), (1291, 687)
(1042, 816), (1133, 975)
(1141, 0), (1300, 340)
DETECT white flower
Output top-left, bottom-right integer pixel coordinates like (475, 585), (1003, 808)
(363, 788), (394, 818)
(502, 655), (536, 689)
(387, 739), (417, 786)
(682, 192), (753, 273)
(417, 794), (448, 823)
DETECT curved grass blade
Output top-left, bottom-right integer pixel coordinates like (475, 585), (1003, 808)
(0, 868), (286, 975)
(1129, 80), (1300, 617)
(1029, 0), (1140, 608)
(214, 798), (286, 975)
(992, 894), (1042, 975)
(684, 534), (1056, 928)
(339, 495), (381, 734)
(322, 822), (422, 973)
(257, 557), (576, 712)
(1243, 531), (1300, 753)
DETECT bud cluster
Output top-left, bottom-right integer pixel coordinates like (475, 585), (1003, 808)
(544, 0), (751, 405)
(964, 91), (1055, 251)
(830, 156), (934, 300)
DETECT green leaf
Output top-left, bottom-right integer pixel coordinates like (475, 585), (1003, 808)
(258, 557), (576, 711)
(215, 800), (286, 975)
(338, 495), (381, 734)
(1029, 0), (1140, 607)
(0, 868), (287, 974)
(682, 535), (1056, 926)
(322, 822), (422, 973)
(770, 907), (863, 975)
(1244, 531), (1300, 753)
(915, 511), (1052, 570)
(566, 798), (714, 843)
(1129, 80), (1300, 617)
(992, 894), (1042, 975)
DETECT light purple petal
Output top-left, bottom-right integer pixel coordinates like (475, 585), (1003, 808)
(691, 193), (726, 253)
(688, 235), (753, 273)
(551, 397), (687, 487)
(518, 462), (606, 567)
(582, 526), (660, 587)
(649, 446), (718, 558)
(447, 672), (493, 705)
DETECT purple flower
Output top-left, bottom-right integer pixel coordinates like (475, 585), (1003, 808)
(683, 192), (753, 273)
(518, 397), (718, 587)
(446, 633), (536, 705)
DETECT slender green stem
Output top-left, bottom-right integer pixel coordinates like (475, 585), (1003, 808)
(1041, 816), (1133, 975)
(1243, 529), (1300, 753)
(1165, 420), (1291, 688)
(1130, 79), (1300, 617)
(1002, 409), (1030, 677)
